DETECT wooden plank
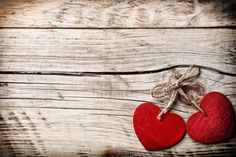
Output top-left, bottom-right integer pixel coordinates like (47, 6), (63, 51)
(0, 70), (236, 109)
(0, 108), (235, 157)
(0, 28), (235, 74)
(0, 69), (236, 156)
(0, 0), (235, 28)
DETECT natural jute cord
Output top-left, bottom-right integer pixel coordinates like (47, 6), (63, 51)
(151, 65), (206, 120)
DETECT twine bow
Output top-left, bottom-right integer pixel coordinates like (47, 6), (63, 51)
(151, 65), (206, 120)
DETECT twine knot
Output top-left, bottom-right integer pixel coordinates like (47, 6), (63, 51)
(174, 81), (180, 89)
(151, 65), (206, 121)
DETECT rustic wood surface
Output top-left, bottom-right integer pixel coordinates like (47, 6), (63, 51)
(0, 29), (235, 74)
(0, 0), (236, 157)
(0, 0), (235, 28)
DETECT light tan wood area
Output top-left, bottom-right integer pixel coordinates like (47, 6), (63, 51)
(0, 0), (235, 156)
(0, 0), (235, 28)
(0, 29), (235, 74)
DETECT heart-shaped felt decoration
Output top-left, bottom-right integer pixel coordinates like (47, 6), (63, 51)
(186, 92), (236, 144)
(133, 102), (186, 150)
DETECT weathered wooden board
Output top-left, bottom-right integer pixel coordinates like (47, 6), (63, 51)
(0, 0), (235, 28)
(0, 28), (236, 156)
(0, 0), (236, 156)
(0, 68), (236, 157)
(0, 29), (235, 74)
(0, 70), (235, 109)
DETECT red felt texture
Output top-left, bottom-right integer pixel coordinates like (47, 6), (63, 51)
(186, 92), (236, 144)
(133, 102), (186, 151)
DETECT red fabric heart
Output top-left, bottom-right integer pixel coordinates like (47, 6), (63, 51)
(186, 92), (236, 144)
(133, 102), (186, 150)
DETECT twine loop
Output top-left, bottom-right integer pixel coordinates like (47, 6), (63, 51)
(151, 65), (206, 120)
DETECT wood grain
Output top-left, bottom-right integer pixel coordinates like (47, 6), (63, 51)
(0, 0), (236, 156)
(0, 68), (236, 157)
(0, 0), (235, 28)
(0, 28), (236, 156)
(0, 28), (235, 156)
(0, 28), (235, 74)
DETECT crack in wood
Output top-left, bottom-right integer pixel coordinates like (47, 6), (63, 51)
(0, 65), (235, 76)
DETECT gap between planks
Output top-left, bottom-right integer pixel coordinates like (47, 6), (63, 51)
(0, 26), (236, 29)
(0, 64), (235, 76)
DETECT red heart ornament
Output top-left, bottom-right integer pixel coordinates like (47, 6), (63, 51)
(186, 92), (236, 144)
(133, 102), (186, 150)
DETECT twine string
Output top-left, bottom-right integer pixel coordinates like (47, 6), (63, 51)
(151, 65), (206, 120)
